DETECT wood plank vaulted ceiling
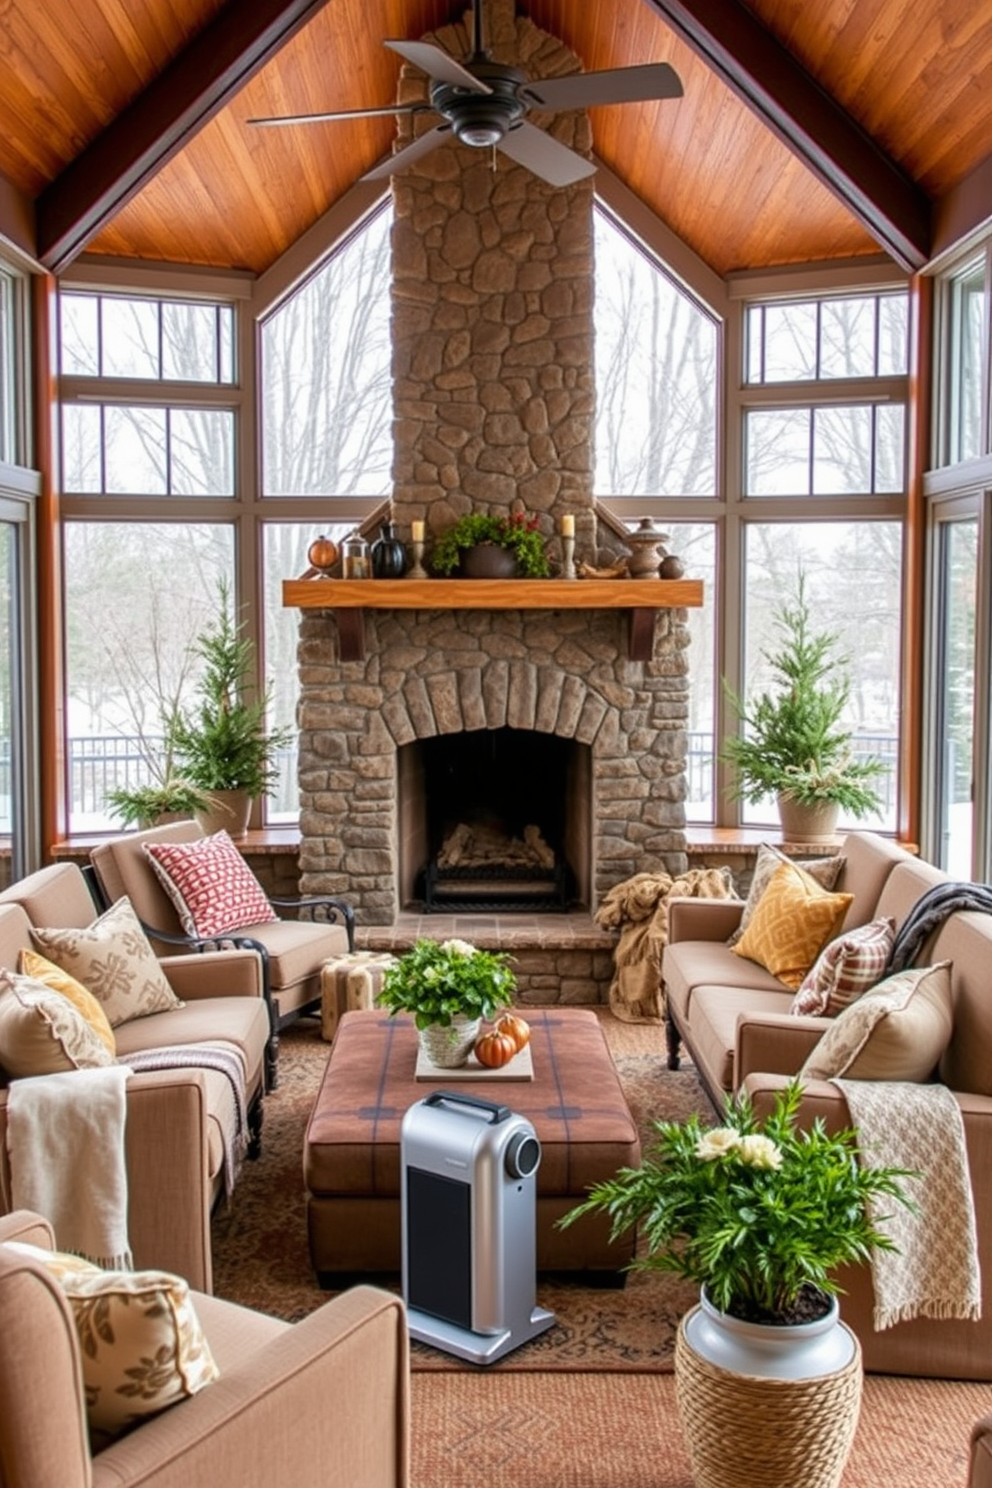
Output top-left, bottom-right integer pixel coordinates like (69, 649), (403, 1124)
(1, 0), (991, 280)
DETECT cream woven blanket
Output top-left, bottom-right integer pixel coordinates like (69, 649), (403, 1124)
(836, 1078), (981, 1331)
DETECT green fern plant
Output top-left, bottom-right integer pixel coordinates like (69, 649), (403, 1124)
(721, 576), (884, 814)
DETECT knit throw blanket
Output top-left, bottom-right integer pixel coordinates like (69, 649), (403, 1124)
(7, 1066), (133, 1269)
(887, 880), (992, 974)
(836, 1077), (982, 1331)
(125, 1041), (248, 1200)
(595, 867), (736, 1023)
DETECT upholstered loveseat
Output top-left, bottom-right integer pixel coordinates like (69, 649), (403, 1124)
(663, 830), (992, 1379)
(0, 863), (270, 1292)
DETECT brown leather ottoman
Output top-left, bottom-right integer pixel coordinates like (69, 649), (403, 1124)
(304, 1007), (641, 1284)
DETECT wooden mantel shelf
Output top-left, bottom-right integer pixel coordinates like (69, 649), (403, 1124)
(282, 577), (703, 662)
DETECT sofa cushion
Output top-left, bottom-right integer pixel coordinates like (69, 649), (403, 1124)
(18, 949), (116, 1056)
(4, 1242), (218, 1438)
(663, 938), (788, 1026)
(0, 969), (116, 1076)
(143, 831), (278, 940)
(687, 985), (799, 1092)
(732, 860), (853, 991)
(790, 916), (897, 1017)
(800, 962), (953, 1082)
(112, 995), (270, 1097)
(30, 898), (183, 1028)
(728, 842), (846, 948)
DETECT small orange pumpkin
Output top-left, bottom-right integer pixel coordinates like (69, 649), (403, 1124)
(474, 1029), (518, 1068)
(495, 1012), (531, 1052)
(307, 535), (339, 573)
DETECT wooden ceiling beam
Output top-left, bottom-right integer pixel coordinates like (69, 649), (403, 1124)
(644, 0), (931, 271)
(35, 0), (334, 275)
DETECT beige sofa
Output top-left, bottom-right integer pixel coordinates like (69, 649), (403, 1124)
(0, 863), (270, 1292)
(663, 830), (992, 1379)
(0, 1209), (409, 1488)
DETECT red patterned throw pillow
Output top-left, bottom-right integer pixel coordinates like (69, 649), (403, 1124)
(790, 916), (897, 1017)
(143, 831), (278, 939)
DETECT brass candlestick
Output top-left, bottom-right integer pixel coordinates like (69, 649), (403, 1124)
(562, 534), (576, 580)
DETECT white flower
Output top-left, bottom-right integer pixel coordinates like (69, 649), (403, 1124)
(737, 1134), (783, 1170)
(441, 938), (477, 958)
(695, 1128), (741, 1161)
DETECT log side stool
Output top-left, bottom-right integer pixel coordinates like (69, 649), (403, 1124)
(319, 951), (397, 1041)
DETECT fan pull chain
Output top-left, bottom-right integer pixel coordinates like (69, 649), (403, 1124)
(490, 143), (498, 172)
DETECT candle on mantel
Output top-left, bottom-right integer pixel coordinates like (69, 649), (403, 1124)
(560, 514), (575, 538)
(411, 520), (425, 542)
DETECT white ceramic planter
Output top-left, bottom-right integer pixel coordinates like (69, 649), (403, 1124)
(684, 1288), (856, 1379)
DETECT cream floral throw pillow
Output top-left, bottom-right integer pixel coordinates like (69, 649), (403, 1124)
(0, 968), (116, 1077)
(800, 962), (953, 1082)
(5, 1242), (219, 1438)
(30, 897), (183, 1029)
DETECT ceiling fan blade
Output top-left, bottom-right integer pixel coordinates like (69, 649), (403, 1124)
(384, 40), (492, 95)
(496, 121), (596, 187)
(361, 123), (453, 182)
(519, 62), (683, 112)
(248, 104), (426, 127)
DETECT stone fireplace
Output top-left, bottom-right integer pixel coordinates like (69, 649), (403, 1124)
(294, 1), (691, 945)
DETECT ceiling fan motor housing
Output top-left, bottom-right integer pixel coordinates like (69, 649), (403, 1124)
(431, 62), (527, 148)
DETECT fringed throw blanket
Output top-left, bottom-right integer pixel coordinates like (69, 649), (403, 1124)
(886, 880), (992, 974)
(836, 1077), (981, 1331)
(7, 1066), (133, 1269)
(125, 1041), (248, 1200)
(595, 867), (736, 1023)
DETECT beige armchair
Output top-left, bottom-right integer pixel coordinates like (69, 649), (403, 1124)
(0, 1209), (409, 1488)
(971, 1415), (992, 1488)
(91, 821), (354, 1086)
(0, 865), (271, 1292)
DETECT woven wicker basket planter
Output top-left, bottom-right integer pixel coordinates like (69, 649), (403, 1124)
(675, 1305), (863, 1488)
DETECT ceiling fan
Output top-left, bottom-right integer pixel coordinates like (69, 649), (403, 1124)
(249, 0), (682, 188)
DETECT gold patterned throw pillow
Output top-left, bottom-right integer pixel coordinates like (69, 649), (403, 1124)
(29, 897), (183, 1029)
(727, 842), (846, 948)
(731, 858), (853, 990)
(4, 1243), (219, 1438)
(0, 968), (116, 1076)
(18, 949), (116, 1056)
(800, 962), (953, 1082)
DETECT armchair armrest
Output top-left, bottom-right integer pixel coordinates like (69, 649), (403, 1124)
(667, 896), (744, 944)
(0, 1209), (56, 1249)
(92, 1288), (409, 1488)
(269, 894), (356, 953)
(971, 1414), (992, 1488)
(734, 1011), (829, 1089)
(0, 1070), (214, 1293)
(160, 948), (264, 1002)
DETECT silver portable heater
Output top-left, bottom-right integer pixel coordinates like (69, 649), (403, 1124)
(400, 1089), (555, 1365)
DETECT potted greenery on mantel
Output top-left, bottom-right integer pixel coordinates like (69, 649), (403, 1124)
(430, 511), (551, 578)
(720, 575), (885, 841)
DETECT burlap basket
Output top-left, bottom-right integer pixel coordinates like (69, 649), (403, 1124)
(674, 1310), (862, 1488)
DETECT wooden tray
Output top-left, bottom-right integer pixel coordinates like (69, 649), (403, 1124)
(414, 1042), (534, 1081)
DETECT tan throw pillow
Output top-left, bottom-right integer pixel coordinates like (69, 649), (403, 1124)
(731, 859), (853, 991)
(4, 1242), (219, 1438)
(790, 916), (897, 1017)
(30, 898), (183, 1029)
(800, 962), (953, 1082)
(727, 842), (846, 948)
(0, 968), (116, 1076)
(18, 949), (116, 1056)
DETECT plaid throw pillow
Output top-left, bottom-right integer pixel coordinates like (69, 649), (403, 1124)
(143, 830), (277, 939)
(790, 916), (896, 1017)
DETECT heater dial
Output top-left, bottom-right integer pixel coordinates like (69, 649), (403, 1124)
(505, 1132), (541, 1180)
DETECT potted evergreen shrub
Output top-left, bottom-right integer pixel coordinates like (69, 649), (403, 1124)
(167, 583), (292, 838)
(720, 576), (885, 840)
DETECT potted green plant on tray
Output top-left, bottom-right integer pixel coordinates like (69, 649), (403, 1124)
(167, 581), (292, 839)
(431, 511), (551, 578)
(560, 1081), (912, 1488)
(720, 575), (885, 841)
(105, 777), (208, 829)
(376, 937), (516, 1068)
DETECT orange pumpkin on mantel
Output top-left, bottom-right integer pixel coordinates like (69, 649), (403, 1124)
(474, 1029), (518, 1069)
(495, 1012), (531, 1052)
(307, 535), (339, 575)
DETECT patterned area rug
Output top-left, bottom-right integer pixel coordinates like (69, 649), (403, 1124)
(211, 1010), (707, 1372)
